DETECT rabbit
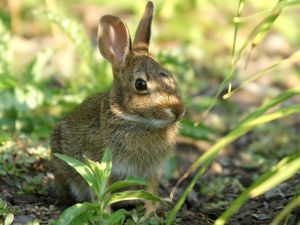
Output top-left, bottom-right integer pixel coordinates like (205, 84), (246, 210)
(51, 0), (185, 211)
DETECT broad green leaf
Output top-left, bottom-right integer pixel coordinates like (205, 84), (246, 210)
(84, 157), (103, 196)
(84, 148), (113, 197)
(108, 209), (128, 225)
(108, 190), (165, 205)
(101, 148), (113, 183)
(54, 153), (96, 190)
(4, 213), (14, 225)
(104, 177), (148, 197)
(55, 202), (97, 225)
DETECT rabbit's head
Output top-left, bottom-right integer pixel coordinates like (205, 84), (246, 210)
(98, 1), (184, 128)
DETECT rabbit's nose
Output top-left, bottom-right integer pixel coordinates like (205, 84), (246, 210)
(171, 103), (185, 120)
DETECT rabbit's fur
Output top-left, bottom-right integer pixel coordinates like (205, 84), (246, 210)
(51, 1), (184, 206)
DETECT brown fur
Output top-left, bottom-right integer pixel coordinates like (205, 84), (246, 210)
(51, 1), (184, 209)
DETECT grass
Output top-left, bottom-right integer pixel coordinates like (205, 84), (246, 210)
(1, 0), (300, 224)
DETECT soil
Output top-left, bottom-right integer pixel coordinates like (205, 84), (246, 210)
(1, 139), (299, 225)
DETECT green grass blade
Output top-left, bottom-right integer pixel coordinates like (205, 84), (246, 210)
(108, 190), (165, 205)
(271, 195), (300, 225)
(197, 0), (286, 124)
(223, 50), (300, 99)
(243, 104), (300, 128)
(233, 0), (300, 24)
(215, 151), (300, 225)
(232, 0), (283, 68)
(176, 86), (300, 186)
(238, 86), (300, 124)
(250, 152), (300, 197)
(228, 0), (244, 94)
(54, 153), (96, 190)
(167, 87), (300, 225)
(55, 202), (98, 225)
(181, 118), (219, 141)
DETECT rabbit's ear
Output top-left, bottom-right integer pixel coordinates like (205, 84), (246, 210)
(133, 1), (154, 51)
(98, 15), (131, 66)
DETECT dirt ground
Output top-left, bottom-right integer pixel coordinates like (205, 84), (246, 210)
(1, 138), (299, 225)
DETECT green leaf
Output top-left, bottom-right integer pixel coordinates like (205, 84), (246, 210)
(108, 209), (128, 225)
(84, 157), (104, 197)
(101, 148), (113, 183)
(54, 153), (96, 190)
(104, 176), (148, 197)
(84, 148), (113, 197)
(4, 213), (14, 225)
(55, 202), (97, 225)
(0, 75), (16, 92)
(0, 130), (11, 144)
(108, 190), (165, 205)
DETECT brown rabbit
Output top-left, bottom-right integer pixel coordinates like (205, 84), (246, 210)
(51, 0), (184, 210)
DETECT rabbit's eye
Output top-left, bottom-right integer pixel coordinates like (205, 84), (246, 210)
(135, 78), (147, 91)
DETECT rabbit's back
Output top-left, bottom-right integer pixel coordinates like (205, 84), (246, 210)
(51, 92), (109, 160)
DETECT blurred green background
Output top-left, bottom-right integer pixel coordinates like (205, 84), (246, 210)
(1, 0), (300, 152)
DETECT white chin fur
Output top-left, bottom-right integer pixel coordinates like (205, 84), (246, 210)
(111, 106), (174, 128)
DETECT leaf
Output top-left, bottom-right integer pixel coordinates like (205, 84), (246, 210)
(108, 190), (165, 205)
(84, 148), (113, 197)
(55, 202), (97, 225)
(84, 157), (104, 197)
(0, 130), (11, 144)
(108, 209), (128, 225)
(4, 213), (14, 225)
(101, 148), (113, 182)
(54, 153), (96, 190)
(104, 176), (148, 197)
(0, 75), (16, 92)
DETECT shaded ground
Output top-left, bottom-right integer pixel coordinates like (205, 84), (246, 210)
(1, 136), (299, 224)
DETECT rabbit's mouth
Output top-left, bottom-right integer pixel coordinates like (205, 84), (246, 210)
(111, 106), (179, 128)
